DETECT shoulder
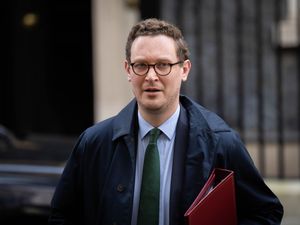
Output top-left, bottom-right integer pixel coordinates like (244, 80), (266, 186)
(71, 117), (115, 157)
(180, 95), (245, 152)
(180, 95), (232, 133)
(83, 117), (115, 143)
(74, 99), (137, 151)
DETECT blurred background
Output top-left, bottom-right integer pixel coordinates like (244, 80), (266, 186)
(0, 0), (299, 224)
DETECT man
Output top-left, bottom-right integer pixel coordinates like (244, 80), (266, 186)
(49, 18), (283, 225)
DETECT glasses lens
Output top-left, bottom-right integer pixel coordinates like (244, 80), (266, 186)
(155, 63), (171, 76)
(133, 63), (148, 75)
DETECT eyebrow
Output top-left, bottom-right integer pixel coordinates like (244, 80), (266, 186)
(131, 57), (175, 63)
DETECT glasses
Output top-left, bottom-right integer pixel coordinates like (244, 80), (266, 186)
(130, 61), (183, 76)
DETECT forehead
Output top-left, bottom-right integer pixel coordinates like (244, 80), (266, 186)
(131, 35), (177, 61)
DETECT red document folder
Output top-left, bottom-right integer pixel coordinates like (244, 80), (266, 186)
(184, 168), (237, 225)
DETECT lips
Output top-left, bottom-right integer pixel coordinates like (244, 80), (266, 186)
(144, 87), (161, 92)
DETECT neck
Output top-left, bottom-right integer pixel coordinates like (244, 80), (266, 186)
(138, 104), (179, 127)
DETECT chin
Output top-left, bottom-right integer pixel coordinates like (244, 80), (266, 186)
(139, 99), (165, 112)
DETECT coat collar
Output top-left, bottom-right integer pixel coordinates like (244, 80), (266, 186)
(111, 95), (231, 141)
(112, 99), (138, 141)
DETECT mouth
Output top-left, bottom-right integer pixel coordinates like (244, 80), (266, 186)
(144, 87), (161, 93)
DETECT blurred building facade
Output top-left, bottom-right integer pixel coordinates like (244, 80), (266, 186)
(158, 0), (300, 179)
(93, 0), (300, 179)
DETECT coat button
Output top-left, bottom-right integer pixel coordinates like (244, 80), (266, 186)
(117, 184), (125, 192)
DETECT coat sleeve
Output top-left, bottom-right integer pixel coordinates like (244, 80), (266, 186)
(48, 133), (86, 225)
(215, 131), (284, 225)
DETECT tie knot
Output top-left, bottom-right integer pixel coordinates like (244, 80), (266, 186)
(149, 128), (161, 144)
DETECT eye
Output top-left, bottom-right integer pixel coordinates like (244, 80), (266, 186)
(133, 63), (148, 70)
(156, 62), (169, 70)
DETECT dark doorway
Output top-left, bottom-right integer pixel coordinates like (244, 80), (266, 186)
(139, 0), (160, 19)
(1, 0), (93, 137)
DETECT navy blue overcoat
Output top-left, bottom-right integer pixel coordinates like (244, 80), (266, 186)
(49, 96), (283, 225)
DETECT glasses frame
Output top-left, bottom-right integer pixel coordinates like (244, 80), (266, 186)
(130, 61), (183, 76)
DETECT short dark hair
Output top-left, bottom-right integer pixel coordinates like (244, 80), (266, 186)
(125, 18), (190, 63)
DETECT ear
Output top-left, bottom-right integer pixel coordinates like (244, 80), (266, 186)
(124, 60), (132, 82)
(181, 60), (191, 82)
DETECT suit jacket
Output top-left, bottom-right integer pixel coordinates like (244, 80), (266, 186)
(49, 96), (283, 225)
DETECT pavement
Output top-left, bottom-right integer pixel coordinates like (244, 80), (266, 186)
(246, 142), (300, 225)
(266, 179), (300, 225)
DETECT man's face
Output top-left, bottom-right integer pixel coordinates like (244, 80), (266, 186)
(125, 35), (191, 117)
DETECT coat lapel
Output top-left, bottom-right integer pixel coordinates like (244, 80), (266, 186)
(169, 100), (218, 225)
(169, 106), (188, 225)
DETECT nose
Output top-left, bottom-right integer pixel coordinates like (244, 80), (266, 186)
(145, 66), (159, 81)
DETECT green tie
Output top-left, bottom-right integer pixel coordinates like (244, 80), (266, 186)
(137, 128), (161, 225)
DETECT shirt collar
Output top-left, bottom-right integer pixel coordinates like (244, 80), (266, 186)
(138, 105), (180, 140)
